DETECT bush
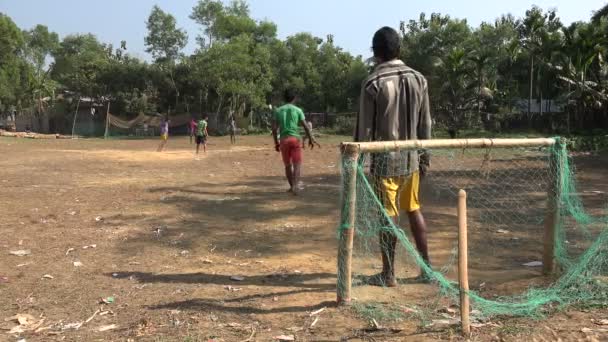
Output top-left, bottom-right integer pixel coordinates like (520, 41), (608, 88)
(334, 116), (355, 135)
(566, 135), (608, 152)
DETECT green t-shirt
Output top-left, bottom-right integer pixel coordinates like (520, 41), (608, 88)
(274, 104), (305, 139)
(197, 120), (207, 136)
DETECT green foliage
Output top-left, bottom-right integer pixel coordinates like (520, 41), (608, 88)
(0, 13), (26, 109)
(2, 1), (607, 136)
(333, 116), (355, 135)
(51, 33), (110, 97)
(144, 5), (187, 63)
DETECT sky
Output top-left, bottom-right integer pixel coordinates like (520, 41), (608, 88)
(1, 0), (606, 60)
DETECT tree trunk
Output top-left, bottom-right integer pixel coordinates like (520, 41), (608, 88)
(199, 89), (203, 116)
(528, 55), (534, 126)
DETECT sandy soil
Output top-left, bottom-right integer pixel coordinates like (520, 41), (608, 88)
(0, 135), (607, 341)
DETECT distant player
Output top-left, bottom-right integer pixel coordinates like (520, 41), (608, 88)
(189, 117), (197, 144)
(195, 115), (209, 155)
(157, 117), (169, 152)
(272, 89), (320, 195)
(228, 114), (237, 144)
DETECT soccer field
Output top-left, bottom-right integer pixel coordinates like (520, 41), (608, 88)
(1, 135), (607, 341)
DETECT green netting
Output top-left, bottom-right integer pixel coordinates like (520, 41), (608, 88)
(338, 138), (608, 321)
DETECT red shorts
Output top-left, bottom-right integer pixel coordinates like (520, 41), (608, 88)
(280, 137), (303, 166)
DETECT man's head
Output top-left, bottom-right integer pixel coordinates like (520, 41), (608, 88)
(204, 115), (209, 121)
(284, 89), (297, 104)
(372, 26), (401, 63)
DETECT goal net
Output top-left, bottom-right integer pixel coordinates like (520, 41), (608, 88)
(337, 138), (608, 323)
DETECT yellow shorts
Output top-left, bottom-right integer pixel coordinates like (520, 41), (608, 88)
(375, 171), (421, 217)
(160, 133), (168, 141)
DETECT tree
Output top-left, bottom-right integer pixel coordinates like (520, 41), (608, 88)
(52, 34), (109, 98)
(0, 13), (26, 111)
(23, 25), (59, 121)
(145, 5), (188, 111)
(518, 6), (562, 120)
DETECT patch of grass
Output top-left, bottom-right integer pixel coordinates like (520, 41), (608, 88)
(497, 323), (531, 337)
(351, 302), (408, 324)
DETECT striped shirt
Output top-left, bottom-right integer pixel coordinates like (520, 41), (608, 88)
(355, 60), (432, 177)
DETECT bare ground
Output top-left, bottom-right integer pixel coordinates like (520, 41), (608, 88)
(0, 135), (607, 341)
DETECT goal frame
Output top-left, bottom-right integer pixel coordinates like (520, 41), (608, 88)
(336, 138), (563, 305)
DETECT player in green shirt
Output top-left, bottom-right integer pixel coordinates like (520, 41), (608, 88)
(195, 115), (208, 156)
(272, 89), (320, 195)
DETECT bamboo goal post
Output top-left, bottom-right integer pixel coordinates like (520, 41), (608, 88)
(335, 137), (560, 304)
(337, 144), (359, 305)
(458, 189), (471, 336)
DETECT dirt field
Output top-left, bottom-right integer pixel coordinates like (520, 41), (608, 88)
(1, 135), (607, 341)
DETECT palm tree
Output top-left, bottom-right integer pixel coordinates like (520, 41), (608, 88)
(550, 20), (608, 133)
(519, 7), (561, 124)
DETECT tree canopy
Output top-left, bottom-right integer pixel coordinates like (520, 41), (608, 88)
(1, 1), (607, 136)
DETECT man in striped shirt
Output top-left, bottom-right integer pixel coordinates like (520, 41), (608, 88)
(355, 26), (432, 287)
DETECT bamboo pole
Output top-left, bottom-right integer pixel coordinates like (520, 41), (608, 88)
(543, 139), (563, 275)
(104, 102), (111, 139)
(71, 97), (81, 139)
(341, 138), (556, 153)
(458, 189), (471, 337)
(337, 144), (359, 305)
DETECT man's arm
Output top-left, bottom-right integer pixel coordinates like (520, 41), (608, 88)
(355, 84), (375, 142)
(418, 83), (432, 175)
(418, 84), (432, 140)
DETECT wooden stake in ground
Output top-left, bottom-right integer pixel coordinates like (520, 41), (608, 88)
(337, 144), (359, 305)
(458, 189), (471, 336)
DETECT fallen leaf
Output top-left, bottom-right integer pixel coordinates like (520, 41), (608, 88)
(95, 216), (103, 222)
(286, 327), (304, 332)
(202, 259), (213, 264)
(8, 326), (25, 334)
(9, 250), (31, 257)
(62, 322), (82, 330)
(523, 261), (543, 267)
(99, 296), (115, 304)
(310, 317), (319, 328)
(230, 276), (245, 281)
(16, 263), (30, 267)
(66, 247), (75, 255)
(593, 319), (608, 326)
(42, 274), (54, 279)
(224, 285), (242, 292)
(438, 307), (457, 315)
(97, 324), (117, 332)
(73, 261), (83, 267)
(273, 335), (295, 341)
(83, 244), (97, 249)
(496, 229), (510, 234)
(310, 307), (326, 316)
